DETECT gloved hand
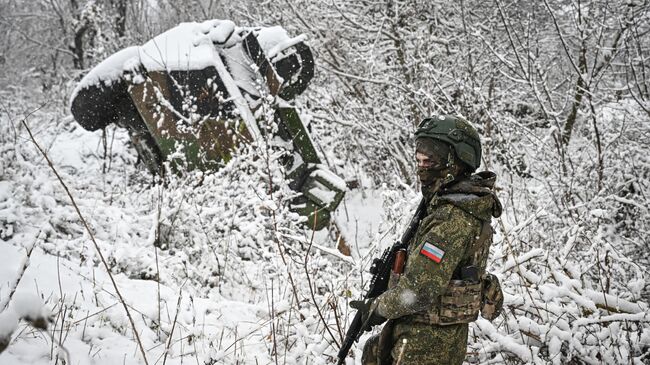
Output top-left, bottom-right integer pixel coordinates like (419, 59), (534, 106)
(350, 298), (386, 327)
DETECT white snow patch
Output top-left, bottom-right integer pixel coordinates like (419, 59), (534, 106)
(309, 184), (337, 206)
(0, 310), (18, 339)
(9, 292), (47, 321)
(0, 181), (11, 202)
(311, 165), (348, 191)
(399, 289), (417, 306)
(70, 46), (139, 101)
(256, 26), (290, 56)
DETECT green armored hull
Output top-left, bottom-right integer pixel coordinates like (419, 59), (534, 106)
(70, 20), (344, 230)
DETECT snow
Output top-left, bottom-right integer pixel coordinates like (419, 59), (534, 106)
(267, 34), (309, 60)
(0, 181), (11, 201)
(572, 312), (649, 327)
(220, 45), (260, 97)
(583, 289), (647, 314)
(311, 165), (348, 191)
(475, 318), (543, 363)
(4, 12), (650, 365)
(0, 311), (18, 340)
(69, 46), (139, 102)
(308, 184), (337, 206)
(311, 243), (355, 264)
(442, 192), (479, 203)
(500, 248), (544, 273)
(210, 42), (262, 141)
(139, 20), (236, 72)
(71, 19), (299, 111)
(398, 289), (416, 306)
(256, 26), (291, 57)
(8, 292), (46, 322)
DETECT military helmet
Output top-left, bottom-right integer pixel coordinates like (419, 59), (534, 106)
(414, 115), (482, 171)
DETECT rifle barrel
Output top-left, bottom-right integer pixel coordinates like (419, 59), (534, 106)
(337, 312), (362, 364)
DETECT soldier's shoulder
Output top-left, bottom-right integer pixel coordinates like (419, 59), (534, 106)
(418, 200), (481, 246)
(437, 172), (503, 221)
(436, 192), (496, 222)
(426, 198), (477, 223)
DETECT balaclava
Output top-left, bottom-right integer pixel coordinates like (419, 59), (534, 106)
(416, 137), (458, 200)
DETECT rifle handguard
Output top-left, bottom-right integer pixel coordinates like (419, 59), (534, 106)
(369, 257), (383, 275)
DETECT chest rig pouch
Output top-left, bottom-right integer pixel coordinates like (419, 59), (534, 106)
(412, 220), (503, 325)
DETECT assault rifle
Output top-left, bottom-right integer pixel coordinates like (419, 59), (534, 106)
(337, 198), (427, 365)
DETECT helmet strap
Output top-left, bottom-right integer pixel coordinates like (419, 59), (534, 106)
(441, 151), (457, 185)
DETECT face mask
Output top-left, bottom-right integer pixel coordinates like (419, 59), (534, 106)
(417, 165), (445, 187)
(415, 138), (457, 197)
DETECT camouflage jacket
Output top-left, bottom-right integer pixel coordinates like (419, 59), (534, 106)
(376, 171), (502, 319)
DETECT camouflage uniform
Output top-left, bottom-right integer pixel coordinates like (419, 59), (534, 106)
(363, 172), (502, 365)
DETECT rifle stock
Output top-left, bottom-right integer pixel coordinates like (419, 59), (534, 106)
(337, 198), (427, 364)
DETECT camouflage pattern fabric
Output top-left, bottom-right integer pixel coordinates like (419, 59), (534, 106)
(375, 201), (480, 319)
(128, 69), (252, 173)
(480, 273), (504, 320)
(390, 321), (468, 364)
(363, 172), (501, 365)
(362, 334), (380, 365)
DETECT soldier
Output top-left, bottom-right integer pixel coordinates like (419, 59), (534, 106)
(351, 115), (504, 365)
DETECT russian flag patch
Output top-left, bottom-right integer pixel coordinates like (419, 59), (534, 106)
(420, 242), (445, 263)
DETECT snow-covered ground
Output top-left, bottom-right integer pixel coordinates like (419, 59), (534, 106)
(2, 101), (649, 364)
(0, 115), (394, 364)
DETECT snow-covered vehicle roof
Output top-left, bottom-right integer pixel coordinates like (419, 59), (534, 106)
(71, 20), (304, 103)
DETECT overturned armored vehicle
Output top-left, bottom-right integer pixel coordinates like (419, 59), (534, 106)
(70, 19), (344, 230)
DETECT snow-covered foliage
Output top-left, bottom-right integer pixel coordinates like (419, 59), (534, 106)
(0, 95), (365, 363)
(1, 0), (650, 364)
